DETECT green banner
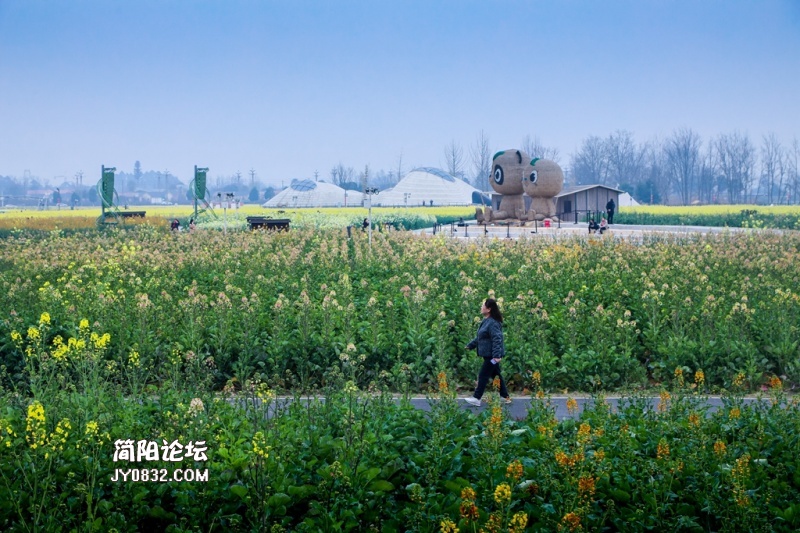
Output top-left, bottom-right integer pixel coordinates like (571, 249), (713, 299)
(101, 170), (115, 206)
(194, 169), (207, 199)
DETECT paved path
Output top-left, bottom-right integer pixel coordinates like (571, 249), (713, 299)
(416, 222), (778, 241)
(259, 395), (774, 421)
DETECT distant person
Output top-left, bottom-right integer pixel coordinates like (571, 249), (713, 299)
(606, 198), (616, 224)
(362, 218), (369, 230)
(188, 218), (196, 232)
(588, 218), (599, 234)
(599, 216), (608, 234)
(170, 218), (180, 231)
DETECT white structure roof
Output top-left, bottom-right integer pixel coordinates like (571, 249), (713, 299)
(375, 167), (486, 206)
(263, 180), (362, 208)
(618, 192), (640, 207)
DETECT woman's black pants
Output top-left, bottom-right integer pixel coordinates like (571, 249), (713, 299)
(473, 358), (509, 400)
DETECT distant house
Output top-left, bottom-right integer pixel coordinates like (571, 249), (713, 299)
(555, 184), (623, 223)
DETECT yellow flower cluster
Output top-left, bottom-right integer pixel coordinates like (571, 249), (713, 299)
(531, 370), (542, 389)
(437, 372), (449, 394)
(485, 403), (504, 441)
(251, 431), (270, 459)
(578, 475), (596, 498)
(713, 440), (727, 456)
(0, 419), (17, 448)
(566, 397), (578, 415)
(732, 372), (747, 389)
(90, 332), (111, 350)
(494, 482), (511, 505)
(39, 312), (51, 325)
(26, 401), (46, 450)
(27, 326), (41, 341)
(561, 511), (581, 532)
(694, 369), (705, 387)
(658, 390), (671, 413)
(688, 413), (700, 427)
(657, 439), (670, 460)
(128, 350), (141, 367)
(508, 512), (528, 533)
(256, 383), (276, 402)
(729, 408), (741, 420)
(48, 418), (72, 455)
(577, 423), (592, 444)
(768, 376), (782, 390)
(505, 460), (523, 482)
(674, 367), (685, 387)
(79, 318), (90, 332)
(555, 450), (584, 468)
(439, 519), (459, 533)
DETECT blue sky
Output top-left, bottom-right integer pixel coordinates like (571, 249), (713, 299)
(1, 0), (798, 187)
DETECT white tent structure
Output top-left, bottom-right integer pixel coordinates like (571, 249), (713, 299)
(618, 192), (640, 207)
(375, 167), (488, 207)
(263, 179), (362, 208)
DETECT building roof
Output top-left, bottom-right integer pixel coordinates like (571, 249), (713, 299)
(556, 184), (624, 197)
(263, 179), (362, 207)
(376, 167), (485, 206)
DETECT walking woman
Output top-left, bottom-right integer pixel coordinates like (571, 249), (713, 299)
(465, 298), (511, 406)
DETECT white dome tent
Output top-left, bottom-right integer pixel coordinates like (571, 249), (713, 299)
(263, 179), (362, 208)
(376, 167), (488, 207)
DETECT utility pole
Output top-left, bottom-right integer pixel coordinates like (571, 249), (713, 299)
(249, 168), (256, 187)
(364, 187), (379, 249)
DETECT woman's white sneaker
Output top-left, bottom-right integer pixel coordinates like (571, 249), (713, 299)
(464, 397), (482, 407)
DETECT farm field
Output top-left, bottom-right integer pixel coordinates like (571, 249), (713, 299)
(1, 222), (799, 530)
(617, 204), (800, 229)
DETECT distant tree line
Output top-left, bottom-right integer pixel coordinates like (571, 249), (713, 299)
(3, 130), (799, 207)
(570, 129), (800, 205)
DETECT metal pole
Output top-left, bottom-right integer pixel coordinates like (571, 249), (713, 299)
(368, 192), (372, 248)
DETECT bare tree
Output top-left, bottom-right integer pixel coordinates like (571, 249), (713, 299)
(664, 128), (701, 205)
(716, 132), (756, 204)
(790, 137), (800, 204)
(759, 133), (785, 204)
(330, 163), (354, 187)
(360, 164), (370, 190)
(570, 135), (608, 185)
(606, 130), (645, 189)
(443, 140), (465, 179)
(640, 141), (670, 204)
(521, 134), (560, 162)
(470, 129), (491, 190)
(696, 143), (719, 204)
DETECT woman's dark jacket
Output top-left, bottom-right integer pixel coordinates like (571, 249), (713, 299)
(466, 317), (505, 360)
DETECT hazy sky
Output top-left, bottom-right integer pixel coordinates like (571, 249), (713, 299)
(2, 0), (799, 187)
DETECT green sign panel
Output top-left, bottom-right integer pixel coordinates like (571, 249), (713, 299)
(194, 167), (207, 199)
(101, 168), (115, 207)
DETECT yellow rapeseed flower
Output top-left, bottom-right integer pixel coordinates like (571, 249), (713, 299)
(252, 431), (270, 459)
(10, 330), (22, 345)
(39, 312), (51, 325)
(27, 326), (41, 341)
(729, 408), (741, 420)
(566, 397), (578, 415)
(439, 519), (459, 533)
(657, 439), (670, 460)
(561, 512), (581, 532)
(26, 401), (46, 450)
(494, 482), (512, 505)
(506, 460), (523, 481)
(128, 350), (141, 367)
(460, 486), (477, 501)
(79, 319), (90, 332)
(713, 440), (727, 456)
(578, 475), (596, 498)
(508, 511), (528, 533)
(694, 369), (705, 387)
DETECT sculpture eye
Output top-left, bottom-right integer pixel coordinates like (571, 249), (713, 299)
(493, 165), (504, 185)
(529, 170), (538, 184)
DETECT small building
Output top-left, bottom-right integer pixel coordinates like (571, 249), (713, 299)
(555, 184), (622, 223)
